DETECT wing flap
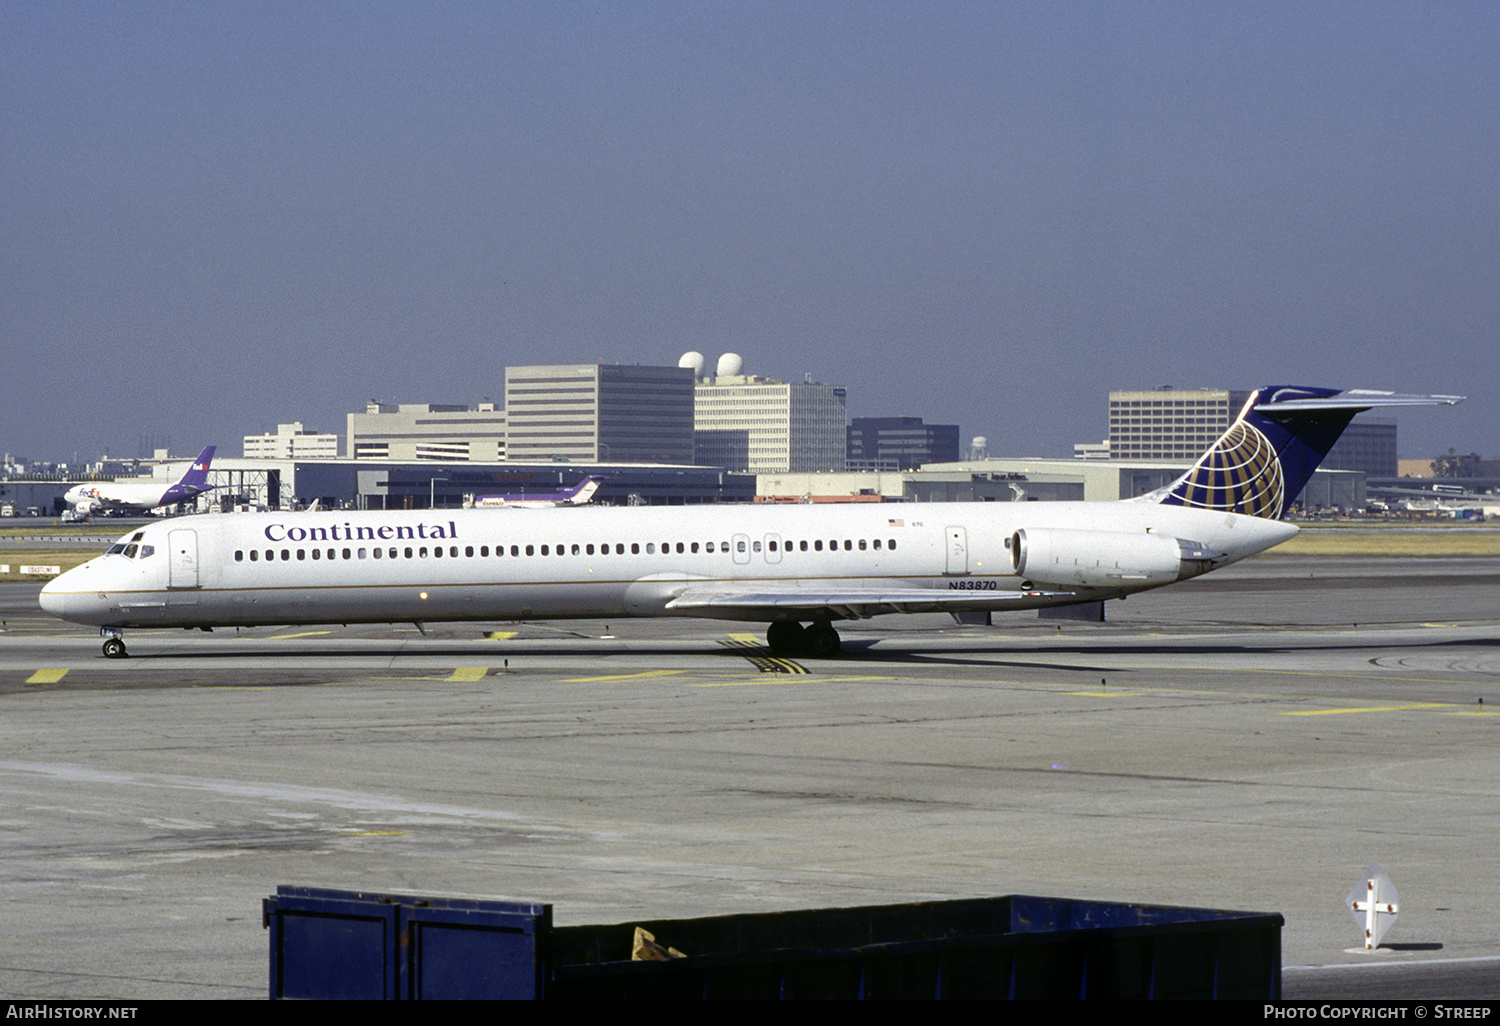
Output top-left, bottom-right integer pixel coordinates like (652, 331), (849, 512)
(666, 586), (1074, 620)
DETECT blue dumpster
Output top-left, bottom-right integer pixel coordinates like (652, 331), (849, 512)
(264, 887), (1281, 999)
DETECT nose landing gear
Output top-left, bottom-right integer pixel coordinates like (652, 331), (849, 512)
(101, 628), (127, 659)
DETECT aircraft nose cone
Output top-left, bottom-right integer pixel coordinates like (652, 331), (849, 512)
(39, 577), (68, 618)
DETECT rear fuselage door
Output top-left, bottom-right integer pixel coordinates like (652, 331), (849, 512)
(945, 526), (968, 575)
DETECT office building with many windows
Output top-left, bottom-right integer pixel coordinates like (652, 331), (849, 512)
(346, 402), (507, 462)
(504, 364), (695, 464)
(243, 422), (340, 459)
(1107, 389), (1251, 461)
(846, 417), (960, 471)
(694, 374), (847, 474)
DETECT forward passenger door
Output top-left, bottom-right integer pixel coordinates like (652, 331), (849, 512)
(168, 529), (200, 589)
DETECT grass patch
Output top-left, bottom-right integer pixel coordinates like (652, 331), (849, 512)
(1274, 527), (1500, 556)
(0, 524), (106, 537)
(0, 548), (97, 581)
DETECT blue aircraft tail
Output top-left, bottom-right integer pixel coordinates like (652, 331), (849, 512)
(179, 445), (216, 491)
(159, 445), (217, 505)
(1154, 387), (1463, 519)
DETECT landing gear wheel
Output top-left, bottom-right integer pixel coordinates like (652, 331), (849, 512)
(766, 621), (805, 654)
(102, 638), (127, 659)
(804, 624), (841, 658)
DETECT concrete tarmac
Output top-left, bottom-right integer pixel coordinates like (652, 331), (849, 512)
(1, 553), (1498, 1000)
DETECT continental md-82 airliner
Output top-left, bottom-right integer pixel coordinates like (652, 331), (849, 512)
(41, 387), (1461, 659)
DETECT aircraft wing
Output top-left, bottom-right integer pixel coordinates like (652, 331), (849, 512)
(665, 585), (1076, 621)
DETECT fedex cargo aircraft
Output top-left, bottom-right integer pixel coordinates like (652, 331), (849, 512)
(63, 446), (217, 516)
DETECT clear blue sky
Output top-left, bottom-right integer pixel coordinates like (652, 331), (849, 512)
(4, 1), (1495, 462)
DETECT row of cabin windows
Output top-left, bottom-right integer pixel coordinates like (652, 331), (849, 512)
(233, 537), (899, 563)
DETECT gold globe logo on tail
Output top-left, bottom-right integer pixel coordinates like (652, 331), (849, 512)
(1178, 422), (1285, 519)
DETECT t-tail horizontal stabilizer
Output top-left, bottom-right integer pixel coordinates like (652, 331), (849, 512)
(1153, 387), (1464, 520)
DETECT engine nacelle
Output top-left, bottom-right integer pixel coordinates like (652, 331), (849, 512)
(1009, 528), (1186, 588)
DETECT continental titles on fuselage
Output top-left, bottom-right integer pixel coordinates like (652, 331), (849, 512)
(263, 521), (460, 543)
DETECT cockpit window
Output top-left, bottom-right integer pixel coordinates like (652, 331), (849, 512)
(107, 531), (150, 557)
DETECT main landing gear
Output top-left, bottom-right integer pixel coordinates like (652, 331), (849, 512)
(101, 629), (127, 659)
(765, 620), (841, 658)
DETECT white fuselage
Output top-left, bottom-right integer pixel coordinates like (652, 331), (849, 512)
(39, 501), (1296, 630)
(63, 481), (203, 514)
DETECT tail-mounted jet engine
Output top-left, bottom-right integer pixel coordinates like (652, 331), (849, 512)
(1009, 528), (1222, 588)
